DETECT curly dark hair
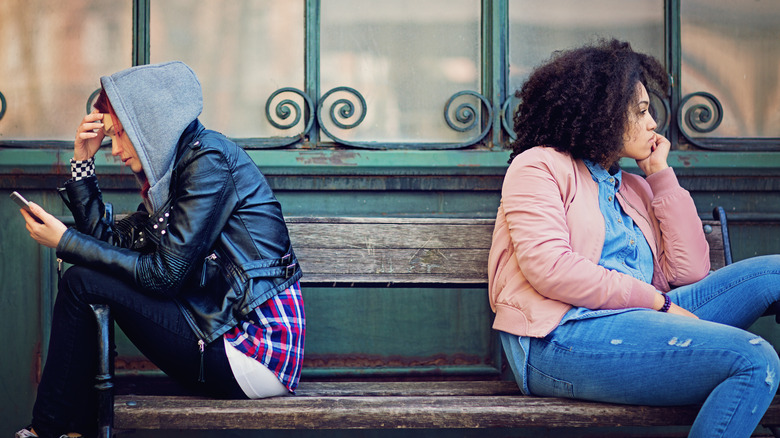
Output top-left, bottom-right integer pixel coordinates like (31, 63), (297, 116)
(508, 39), (668, 166)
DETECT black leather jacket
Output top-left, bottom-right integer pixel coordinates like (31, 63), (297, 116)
(57, 120), (302, 344)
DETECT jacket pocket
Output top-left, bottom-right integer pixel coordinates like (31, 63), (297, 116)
(200, 252), (227, 288)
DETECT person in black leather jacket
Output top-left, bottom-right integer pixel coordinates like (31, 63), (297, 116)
(17, 61), (304, 438)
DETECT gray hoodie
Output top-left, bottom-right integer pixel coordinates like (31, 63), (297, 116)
(100, 61), (203, 213)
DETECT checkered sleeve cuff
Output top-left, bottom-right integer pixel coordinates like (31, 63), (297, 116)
(70, 157), (96, 181)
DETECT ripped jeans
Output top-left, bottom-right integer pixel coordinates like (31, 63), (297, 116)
(501, 255), (780, 438)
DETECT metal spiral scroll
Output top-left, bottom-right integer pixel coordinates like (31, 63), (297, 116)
(263, 87), (315, 147)
(317, 86), (367, 146)
(501, 96), (519, 140)
(444, 91), (492, 144)
(0, 91), (6, 121)
(678, 91), (723, 148)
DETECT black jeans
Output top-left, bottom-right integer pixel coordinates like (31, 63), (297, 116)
(31, 266), (245, 438)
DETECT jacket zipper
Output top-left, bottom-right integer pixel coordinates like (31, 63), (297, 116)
(198, 339), (206, 383)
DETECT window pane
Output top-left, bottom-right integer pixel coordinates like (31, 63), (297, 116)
(509, 0), (664, 95)
(681, 0), (780, 139)
(320, 0), (481, 145)
(0, 0), (132, 141)
(150, 1), (305, 139)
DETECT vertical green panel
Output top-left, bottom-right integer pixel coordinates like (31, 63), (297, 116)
(305, 0), (321, 145)
(665, 0), (682, 149)
(133, 0), (151, 65)
(482, 0), (508, 149)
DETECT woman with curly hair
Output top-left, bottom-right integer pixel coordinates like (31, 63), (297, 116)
(488, 39), (780, 437)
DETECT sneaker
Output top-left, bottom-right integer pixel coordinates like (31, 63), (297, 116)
(14, 427), (79, 438)
(14, 427), (37, 438)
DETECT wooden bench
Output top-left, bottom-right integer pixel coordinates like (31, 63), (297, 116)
(89, 206), (780, 437)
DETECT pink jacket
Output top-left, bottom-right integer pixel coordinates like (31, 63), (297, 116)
(488, 147), (710, 337)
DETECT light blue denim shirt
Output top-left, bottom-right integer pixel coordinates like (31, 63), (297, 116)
(501, 160), (656, 394)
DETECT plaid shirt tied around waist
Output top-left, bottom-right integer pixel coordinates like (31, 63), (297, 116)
(224, 281), (305, 392)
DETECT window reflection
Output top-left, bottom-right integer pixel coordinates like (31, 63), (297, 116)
(509, 0), (664, 95)
(150, 0), (304, 139)
(681, 0), (780, 139)
(0, 0), (131, 140)
(320, 0), (481, 144)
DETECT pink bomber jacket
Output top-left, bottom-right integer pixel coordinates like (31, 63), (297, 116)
(488, 147), (711, 338)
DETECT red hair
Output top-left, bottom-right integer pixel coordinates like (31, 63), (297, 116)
(94, 88), (147, 198)
(93, 88), (121, 133)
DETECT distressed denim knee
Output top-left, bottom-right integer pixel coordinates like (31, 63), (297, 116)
(689, 334), (780, 438)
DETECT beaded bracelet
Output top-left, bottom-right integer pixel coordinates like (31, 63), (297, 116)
(659, 293), (671, 312)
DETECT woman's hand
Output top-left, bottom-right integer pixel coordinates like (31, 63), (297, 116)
(636, 132), (670, 176)
(667, 302), (699, 319)
(653, 293), (698, 319)
(21, 202), (68, 249)
(74, 111), (105, 161)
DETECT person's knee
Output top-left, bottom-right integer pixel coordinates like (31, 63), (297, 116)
(738, 336), (780, 393)
(59, 265), (100, 304)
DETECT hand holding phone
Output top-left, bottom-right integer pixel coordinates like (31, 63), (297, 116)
(10, 191), (43, 223)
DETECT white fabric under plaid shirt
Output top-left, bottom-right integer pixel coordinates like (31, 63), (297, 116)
(70, 157), (96, 181)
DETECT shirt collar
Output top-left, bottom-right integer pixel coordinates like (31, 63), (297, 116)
(584, 159), (622, 188)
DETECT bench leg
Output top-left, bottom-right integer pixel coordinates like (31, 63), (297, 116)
(90, 304), (114, 438)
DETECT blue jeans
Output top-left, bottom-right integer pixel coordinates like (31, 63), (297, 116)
(31, 266), (246, 438)
(502, 255), (780, 438)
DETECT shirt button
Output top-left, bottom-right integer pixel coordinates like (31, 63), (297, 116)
(617, 218), (622, 223)
(608, 196), (613, 202)
(630, 239), (635, 245)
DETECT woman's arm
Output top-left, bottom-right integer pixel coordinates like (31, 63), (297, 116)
(646, 168), (711, 285)
(503, 150), (659, 311)
(57, 146), (236, 298)
(637, 133), (710, 285)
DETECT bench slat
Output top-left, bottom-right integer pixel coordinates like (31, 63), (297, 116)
(292, 218), (727, 284)
(114, 393), (780, 430)
(294, 381), (523, 397)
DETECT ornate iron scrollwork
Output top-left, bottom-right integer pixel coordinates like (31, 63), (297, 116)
(0, 91), (6, 121)
(257, 87), (315, 148)
(317, 86), (368, 146)
(678, 91), (723, 148)
(501, 96), (519, 140)
(318, 87), (492, 149)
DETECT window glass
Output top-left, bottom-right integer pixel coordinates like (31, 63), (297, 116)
(320, 0), (481, 145)
(0, 0), (131, 141)
(681, 0), (780, 139)
(509, 0), (664, 100)
(150, 1), (305, 140)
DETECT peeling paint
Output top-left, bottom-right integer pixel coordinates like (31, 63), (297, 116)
(610, 339), (623, 345)
(750, 337), (763, 345)
(668, 337), (678, 346)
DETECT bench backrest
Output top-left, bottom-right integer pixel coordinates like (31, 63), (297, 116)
(287, 217), (728, 286)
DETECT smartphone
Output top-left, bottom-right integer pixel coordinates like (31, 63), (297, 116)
(10, 191), (43, 223)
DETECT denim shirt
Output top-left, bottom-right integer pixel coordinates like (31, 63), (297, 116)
(501, 160), (656, 394)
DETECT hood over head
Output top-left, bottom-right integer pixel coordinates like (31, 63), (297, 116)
(100, 61), (203, 213)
